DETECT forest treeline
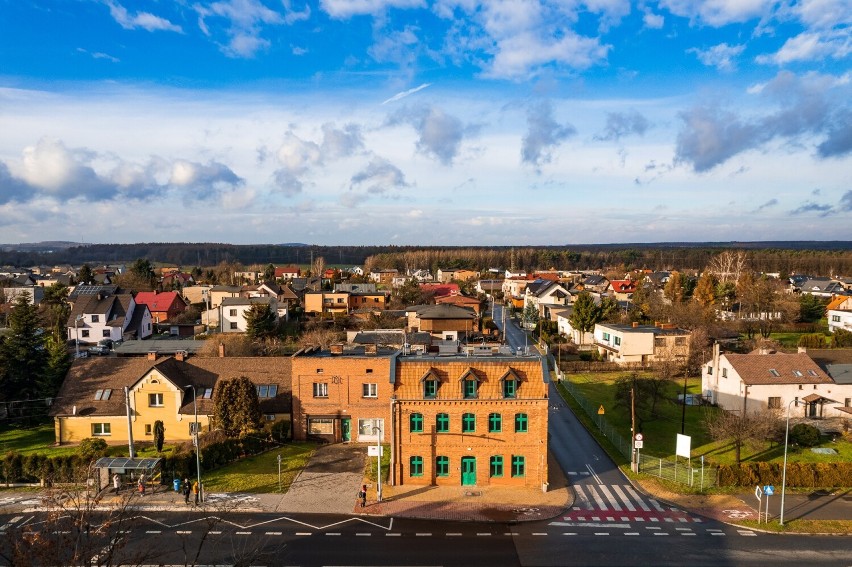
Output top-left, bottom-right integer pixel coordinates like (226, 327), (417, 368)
(2, 242), (851, 276)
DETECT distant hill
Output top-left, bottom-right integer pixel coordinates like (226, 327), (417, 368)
(0, 241), (81, 253)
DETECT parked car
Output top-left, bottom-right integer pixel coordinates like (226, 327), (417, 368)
(87, 344), (109, 355)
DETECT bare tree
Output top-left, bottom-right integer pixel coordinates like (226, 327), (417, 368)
(704, 408), (779, 464)
(706, 251), (748, 284)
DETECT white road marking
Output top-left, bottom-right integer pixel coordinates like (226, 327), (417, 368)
(585, 485), (609, 510)
(597, 485), (623, 511)
(653, 532), (670, 536)
(532, 532), (547, 536)
(356, 533), (371, 536)
(623, 485), (652, 512)
(476, 533), (491, 536)
(265, 531), (282, 535)
(447, 533), (463, 536)
(326, 533), (341, 536)
(563, 532), (578, 536)
(711, 532), (726, 536)
(624, 532), (640, 536)
(416, 533), (432, 536)
(235, 531), (251, 535)
(586, 464), (603, 484)
(385, 533), (401, 537)
(649, 498), (666, 512)
(146, 530), (162, 534)
(611, 485), (636, 511)
(295, 532), (311, 536)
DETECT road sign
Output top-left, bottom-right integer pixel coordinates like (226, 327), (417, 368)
(634, 440), (643, 449)
(367, 446), (384, 457)
(754, 485), (763, 501)
(634, 433), (643, 441)
(597, 405), (605, 415)
(763, 485), (775, 496)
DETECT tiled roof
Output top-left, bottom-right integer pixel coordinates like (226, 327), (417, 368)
(411, 304), (476, 320)
(725, 352), (833, 385)
(134, 291), (183, 312)
(50, 356), (292, 418)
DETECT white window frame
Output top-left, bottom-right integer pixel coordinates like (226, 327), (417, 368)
(362, 383), (378, 398)
(313, 382), (328, 398)
(148, 393), (164, 407)
(92, 423), (111, 436)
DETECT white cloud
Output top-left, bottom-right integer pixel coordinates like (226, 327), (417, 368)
(105, 1), (183, 33)
(382, 83), (432, 105)
(194, 0), (309, 58)
(757, 31), (851, 65)
(688, 42), (746, 71)
(643, 10), (665, 28)
(521, 100), (576, 167)
(349, 156), (409, 194)
(320, 0), (426, 19)
(659, 0), (774, 26)
(387, 105), (467, 164)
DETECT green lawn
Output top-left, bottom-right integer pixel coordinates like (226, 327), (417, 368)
(201, 442), (316, 493)
(561, 372), (852, 466)
(0, 422), (182, 458)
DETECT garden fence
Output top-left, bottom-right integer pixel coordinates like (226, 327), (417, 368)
(557, 377), (718, 488)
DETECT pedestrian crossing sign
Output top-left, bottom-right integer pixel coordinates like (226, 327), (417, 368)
(598, 405), (605, 415)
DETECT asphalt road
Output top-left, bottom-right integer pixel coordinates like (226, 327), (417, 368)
(2, 510), (849, 566)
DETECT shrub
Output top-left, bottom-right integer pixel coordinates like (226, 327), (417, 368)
(78, 437), (109, 461)
(790, 423), (821, 447)
(797, 333), (827, 349)
(832, 328), (852, 347)
(717, 462), (852, 487)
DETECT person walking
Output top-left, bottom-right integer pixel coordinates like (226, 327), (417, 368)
(358, 484), (367, 508)
(112, 473), (121, 494)
(192, 480), (200, 506)
(183, 478), (191, 504)
(138, 477), (145, 496)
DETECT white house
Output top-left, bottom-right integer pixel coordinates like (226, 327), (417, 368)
(593, 322), (690, 366)
(67, 291), (152, 345)
(554, 308), (594, 347)
(523, 280), (572, 320)
(828, 297), (852, 333)
(220, 296), (279, 333)
(702, 346), (852, 419)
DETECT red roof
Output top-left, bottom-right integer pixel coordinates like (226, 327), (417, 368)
(610, 280), (637, 293)
(420, 283), (460, 298)
(134, 291), (183, 312)
(435, 294), (479, 306)
(275, 266), (301, 277)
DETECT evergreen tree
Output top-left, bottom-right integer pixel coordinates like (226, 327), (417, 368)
(569, 292), (601, 347)
(153, 420), (165, 452)
(40, 330), (71, 398)
(245, 303), (277, 340)
(77, 264), (94, 285)
(0, 293), (46, 402)
(213, 376), (262, 436)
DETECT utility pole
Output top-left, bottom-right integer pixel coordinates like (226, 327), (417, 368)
(630, 383), (636, 473)
(124, 386), (135, 458)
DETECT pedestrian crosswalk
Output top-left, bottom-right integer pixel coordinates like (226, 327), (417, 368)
(558, 480), (702, 524)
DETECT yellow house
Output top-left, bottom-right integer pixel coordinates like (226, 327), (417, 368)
(50, 353), (292, 445)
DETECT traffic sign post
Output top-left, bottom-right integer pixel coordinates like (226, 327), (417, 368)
(598, 405), (605, 415)
(763, 485), (774, 522)
(754, 485), (763, 523)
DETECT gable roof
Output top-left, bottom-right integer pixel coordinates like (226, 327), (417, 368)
(67, 293), (133, 327)
(724, 352), (833, 385)
(134, 291), (185, 312)
(409, 304), (476, 320)
(50, 355), (292, 418)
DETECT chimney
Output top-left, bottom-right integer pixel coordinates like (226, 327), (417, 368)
(798, 346), (807, 354)
(147, 351), (157, 361)
(219, 342), (225, 358)
(758, 347), (771, 355)
(175, 350), (187, 362)
(330, 343), (343, 355)
(632, 322), (639, 328)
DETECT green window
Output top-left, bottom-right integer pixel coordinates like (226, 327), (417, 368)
(410, 456), (423, 477)
(511, 455), (525, 477)
(410, 412), (423, 433)
(462, 413), (476, 433)
(463, 379), (477, 399)
(436, 456), (449, 477)
(503, 379), (516, 398)
(490, 455), (503, 477)
(515, 413), (528, 433)
(436, 413), (450, 433)
(424, 379), (437, 398)
(488, 412), (502, 433)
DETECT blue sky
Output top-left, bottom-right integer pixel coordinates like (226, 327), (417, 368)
(0, 0), (850, 246)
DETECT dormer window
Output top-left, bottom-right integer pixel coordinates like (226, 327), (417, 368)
(91, 315), (99, 323)
(463, 379), (477, 399)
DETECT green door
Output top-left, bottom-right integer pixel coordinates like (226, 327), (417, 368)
(341, 418), (351, 442)
(461, 457), (476, 486)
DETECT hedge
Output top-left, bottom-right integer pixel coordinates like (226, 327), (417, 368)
(2, 434), (283, 485)
(718, 462), (852, 488)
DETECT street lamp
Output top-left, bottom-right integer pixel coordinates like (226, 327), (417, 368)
(185, 385), (202, 504)
(779, 398), (799, 526)
(373, 425), (382, 502)
(74, 315), (84, 358)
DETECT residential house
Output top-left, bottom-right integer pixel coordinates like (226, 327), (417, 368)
(796, 277), (846, 298)
(161, 272), (194, 289)
(49, 352), (292, 444)
(275, 266), (301, 280)
(554, 308), (594, 347)
(645, 271), (671, 289)
(241, 281), (298, 320)
(702, 346), (851, 420)
(1, 282), (44, 305)
(828, 296), (852, 333)
(406, 304), (478, 341)
(133, 291), (188, 324)
(407, 269), (433, 282)
(476, 279), (503, 297)
(593, 322), (691, 366)
(420, 283), (460, 298)
(209, 285), (241, 308)
(609, 280), (637, 301)
(291, 345), (549, 489)
(180, 285), (211, 305)
(502, 277), (532, 309)
(579, 274), (610, 294)
(220, 296), (278, 333)
(436, 268), (479, 283)
(234, 270), (261, 284)
(435, 294), (483, 315)
(369, 269), (398, 285)
(348, 291), (389, 313)
(523, 279), (572, 320)
(304, 291), (350, 315)
(67, 290), (153, 345)
(335, 283), (378, 294)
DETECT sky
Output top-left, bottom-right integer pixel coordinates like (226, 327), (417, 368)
(0, 0), (850, 246)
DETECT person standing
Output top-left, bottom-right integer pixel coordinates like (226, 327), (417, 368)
(359, 484), (367, 508)
(138, 477), (145, 496)
(112, 473), (121, 494)
(183, 478), (191, 504)
(192, 480), (200, 506)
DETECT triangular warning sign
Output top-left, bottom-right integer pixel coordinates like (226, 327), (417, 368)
(597, 405), (605, 415)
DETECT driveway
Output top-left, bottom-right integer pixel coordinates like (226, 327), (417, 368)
(272, 443), (367, 514)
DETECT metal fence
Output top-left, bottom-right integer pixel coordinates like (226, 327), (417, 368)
(556, 377), (718, 488)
